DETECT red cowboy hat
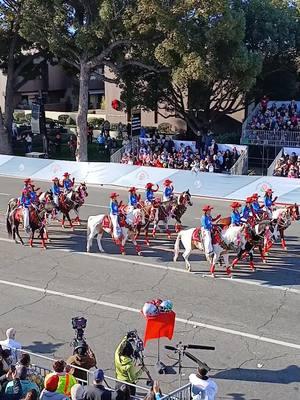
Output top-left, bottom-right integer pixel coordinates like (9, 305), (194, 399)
(145, 182), (154, 189)
(245, 197), (253, 203)
(252, 193), (260, 198)
(230, 202), (241, 209)
(128, 187), (137, 192)
(110, 192), (119, 198)
(202, 205), (214, 212)
(24, 178), (32, 183)
(163, 179), (173, 186)
(63, 172), (70, 177)
(52, 177), (59, 181)
(265, 188), (273, 193)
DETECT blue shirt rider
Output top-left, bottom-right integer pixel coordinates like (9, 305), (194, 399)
(251, 193), (262, 214)
(230, 202), (242, 225)
(51, 178), (61, 196)
(264, 189), (277, 213)
(110, 198), (119, 215)
(20, 190), (32, 208)
(128, 187), (139, 208)
(62, 172), (74, 191)
(163, 179), (174, 202)
(201, 214), (213, 230)
(145, 183), (159, 203)
(29, 185), (39, 204)
(241, 198), (253, 221)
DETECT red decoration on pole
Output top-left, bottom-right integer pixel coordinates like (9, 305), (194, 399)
(143, 311), (176, 347)
(111, 99), (121, 111)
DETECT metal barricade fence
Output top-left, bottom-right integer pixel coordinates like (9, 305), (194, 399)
(267, 148), (283, 176)
(161, 383), (191, 400)
(110, 136), (139, 163)
(241, 129), (300, 147)
(230, 147), (249, 175)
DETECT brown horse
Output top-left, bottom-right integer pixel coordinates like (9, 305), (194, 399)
(6, 204), (47, 249)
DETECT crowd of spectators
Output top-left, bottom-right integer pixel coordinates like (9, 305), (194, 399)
(248, 98), (300, 132)
(273, 152), (300, 178)
(0, 328), (218, 400)
(120, 133), (240, 173)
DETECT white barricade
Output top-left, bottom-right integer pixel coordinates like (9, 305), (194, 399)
(0, 155), (299, 204)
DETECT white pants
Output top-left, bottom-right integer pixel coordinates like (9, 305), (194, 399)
(201, 228), (213, 254)
(53, 194), (59, 207)
(264, 206), (272, 219)
(110, 213), (120, 238)
(23, 207), (29, 230)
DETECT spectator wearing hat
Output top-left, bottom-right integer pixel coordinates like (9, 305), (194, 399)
(45, 360), (77, 397)
(162, 179), (174, 202)
(189, 367), (218, 400)
(40, 374), (68, 400)
(0, 328), (22, 364)
(5, 366), (40, 398)
(67, 343), (96, 383)
(200, 206), (221, 255)
(83, 369), (124, 400)
(128, 188), (139, 209)
(230, 202), (242, 226)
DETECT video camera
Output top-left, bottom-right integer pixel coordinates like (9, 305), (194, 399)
(126, 330), (144, 361)
(71, 316), (88, 351)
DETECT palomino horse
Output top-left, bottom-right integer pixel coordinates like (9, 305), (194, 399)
(173, 225), (246, 276)
(86, 207), (145, 255)
(6, 204), (47, 249)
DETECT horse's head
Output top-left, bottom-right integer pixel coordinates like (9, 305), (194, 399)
(180, 190), (192, 206)
(76, 183), (88, 199)
(289, 203), (300, 221)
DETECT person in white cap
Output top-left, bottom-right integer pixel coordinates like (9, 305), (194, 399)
(0, 328), (22, 364)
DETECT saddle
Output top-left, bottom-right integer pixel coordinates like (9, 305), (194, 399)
(211, 226), (228, 249)
(192, 227), (201, 242)
(102, 215), (112, 229)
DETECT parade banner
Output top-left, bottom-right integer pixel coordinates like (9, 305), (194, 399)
(0, 155), (299, 205)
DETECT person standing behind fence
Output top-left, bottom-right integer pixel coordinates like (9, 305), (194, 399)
(189, 368), (218, 400)
(67, 344), (97, 383)
(83, 369), (126, 400)
(0, 328), (22, 364)
(40, 374), (69, 400)
(45, 360), (77, 397)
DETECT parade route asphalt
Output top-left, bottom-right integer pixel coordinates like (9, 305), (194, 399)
(0, 175), (299, 399)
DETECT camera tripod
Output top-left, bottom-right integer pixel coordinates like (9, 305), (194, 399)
(165, 342), (215, 386)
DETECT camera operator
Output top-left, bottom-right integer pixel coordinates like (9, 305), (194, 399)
(67, 343), (96, 383)
(114, 335), (145, 396)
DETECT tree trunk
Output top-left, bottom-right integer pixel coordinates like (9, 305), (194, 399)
(2, 73), (14, 155)
(0, 108), (12, 155)
(76, 62), (90, 162)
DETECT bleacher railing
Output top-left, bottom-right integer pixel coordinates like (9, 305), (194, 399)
(241, 129), (300, 148)
(10, 348), (192, 400)
(110, 136), (139, 163)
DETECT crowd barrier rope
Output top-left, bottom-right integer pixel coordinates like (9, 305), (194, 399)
(0, 155), (299, 204)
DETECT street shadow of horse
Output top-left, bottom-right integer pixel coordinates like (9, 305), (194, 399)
(213, 364), (300, 385)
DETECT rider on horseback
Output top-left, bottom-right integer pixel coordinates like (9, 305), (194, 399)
(201, 205), (221, 255)
(62, 172), (74, 200)
(145, 183), (159, 205)
(110, 192), (122, 240)
(51, 177), (62, 209)
(162, 179), (174, 202)
(29, 184), (40, 206)
(264, 189), (277, 218)
(20, 188), (32, 233)
(230, 202), (242, 226)
(128, 187), (140, 209)
(251, 193), (263, 219)
(23, 178), (32, 190)
(240, 197), (253, 223)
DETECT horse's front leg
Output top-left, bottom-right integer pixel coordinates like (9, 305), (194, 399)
(29, 230), (34, 247)
(66, 213), (74, 230)
(40, 228), (47, 249)
(131, 231), (141, 256)
(222, 252), (232, 277)
(280, 229), (287, 250)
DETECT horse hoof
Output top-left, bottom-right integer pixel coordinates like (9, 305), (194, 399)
(262, 259), (267, 264)
(283, 247), (287, 251)
(121, 252), (126, 255)
(210, 273), (216, 278)
(173, 257), (177, 262)
(137, 252), (142, 256)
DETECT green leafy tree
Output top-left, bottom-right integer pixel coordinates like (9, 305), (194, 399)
(21, 0), (164, 161)
(0, 0), (46, 154)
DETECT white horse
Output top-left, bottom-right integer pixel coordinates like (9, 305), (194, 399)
(173, 225), (246, 276)
(86, 207), (144, 255)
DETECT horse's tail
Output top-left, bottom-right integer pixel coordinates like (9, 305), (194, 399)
(6, 203), (12, 238)
(173, 230), (183, 261)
